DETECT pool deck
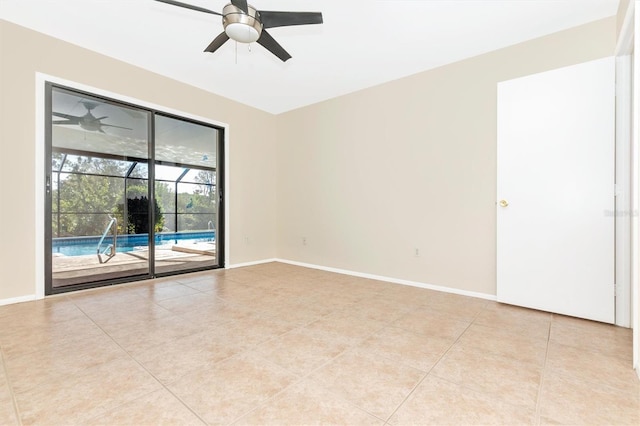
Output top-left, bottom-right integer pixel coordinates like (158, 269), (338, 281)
(52, 243), (216, 287)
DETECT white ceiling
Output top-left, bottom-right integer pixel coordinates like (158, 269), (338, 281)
(0, 0), (620, 114)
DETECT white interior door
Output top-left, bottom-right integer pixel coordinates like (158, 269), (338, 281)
(497, 57), (615, 323)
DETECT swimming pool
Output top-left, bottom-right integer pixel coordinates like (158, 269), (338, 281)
(52, 231), (215, 256)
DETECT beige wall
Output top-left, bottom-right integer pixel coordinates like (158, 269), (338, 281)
(0, 16), (618, 301)
(276, 17), (617, 296)
(0, 20), (277, 300)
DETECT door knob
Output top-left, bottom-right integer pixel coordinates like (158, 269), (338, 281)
(499, 200), (509, 207)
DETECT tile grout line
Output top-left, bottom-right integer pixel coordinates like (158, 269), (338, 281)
(224, 360), (311, 425)
(69, 296), (211, 426)
(228, 319), (385, 423)
(73, 271), (324, 425)
(227, 356), (388, 426)
(533, 319), (552, 425)
(383, 304), (483, 424)
(0, 296), (82, 425)
(229, 303), (411, 425)
(182, 275), (336, 425)
(389, 303), (546, 423)
(434, 307), (550, 423)
(547, 319), (635, 363)
(27, 267), (631, 424)
(73, 283), (384, 424)
(539, 326), (637, 396)
(0, 347), (23, 426)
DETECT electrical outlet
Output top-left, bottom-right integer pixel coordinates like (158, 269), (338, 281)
(414, 248), (420, 257)
(244, 236), (250, 245)
(302, 237), (307, 246)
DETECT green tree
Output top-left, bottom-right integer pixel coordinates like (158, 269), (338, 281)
(114, 195), (164, 234)
(154, 181), (175, 232)
(54, 156), (128, 237)
(177, 180), (215, 232)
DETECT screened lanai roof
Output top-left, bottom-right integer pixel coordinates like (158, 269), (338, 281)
(51, 153), (215, 185)
(52, 88), (218, 169)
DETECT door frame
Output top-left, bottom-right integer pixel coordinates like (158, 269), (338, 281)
(616, 0), (638, 373)
(616, 22), (633, 329)
(35, 73), (231, 297)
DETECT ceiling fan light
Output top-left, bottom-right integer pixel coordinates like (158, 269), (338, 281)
(225, 23), (260, 43)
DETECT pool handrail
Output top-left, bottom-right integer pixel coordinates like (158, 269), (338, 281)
(97, 215), (117, 264)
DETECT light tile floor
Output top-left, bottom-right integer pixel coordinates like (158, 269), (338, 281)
(0, 262), (638, 425)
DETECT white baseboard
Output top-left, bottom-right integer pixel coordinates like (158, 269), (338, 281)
(0, 294), (37, 307)
(274, 258), (497, 302)
(226, 258), (278, 269)
(1, 258), (495, 307)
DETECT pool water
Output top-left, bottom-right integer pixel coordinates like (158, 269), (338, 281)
(56, 244), (137, 257)
(52, 231), (215, 257)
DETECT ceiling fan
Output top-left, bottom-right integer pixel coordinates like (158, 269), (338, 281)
(53, 101), (132, 133)
(155, 0), (323, 62)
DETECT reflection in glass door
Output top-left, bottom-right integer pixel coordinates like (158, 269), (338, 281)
(46, 84), (224, 294)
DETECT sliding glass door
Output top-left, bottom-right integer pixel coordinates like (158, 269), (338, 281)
(45, 84), (224, 294)
(153, 114), (220, 274)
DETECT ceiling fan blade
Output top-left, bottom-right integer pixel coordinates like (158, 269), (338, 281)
(259, 11), (323, 29)
(100, 124), (133, 130)
(231, 0), (248, 13)
(52, 120), (77, 125)
(154, 0), (222, 16)
(52, 112), (81, 122)
(204, 32), (230, 53)
(257, 30), (291, 62)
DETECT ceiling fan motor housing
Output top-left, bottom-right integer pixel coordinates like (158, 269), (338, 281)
(223, 3), (262, 43)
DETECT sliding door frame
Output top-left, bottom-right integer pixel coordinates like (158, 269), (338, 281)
(44, 82), (225, 295)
